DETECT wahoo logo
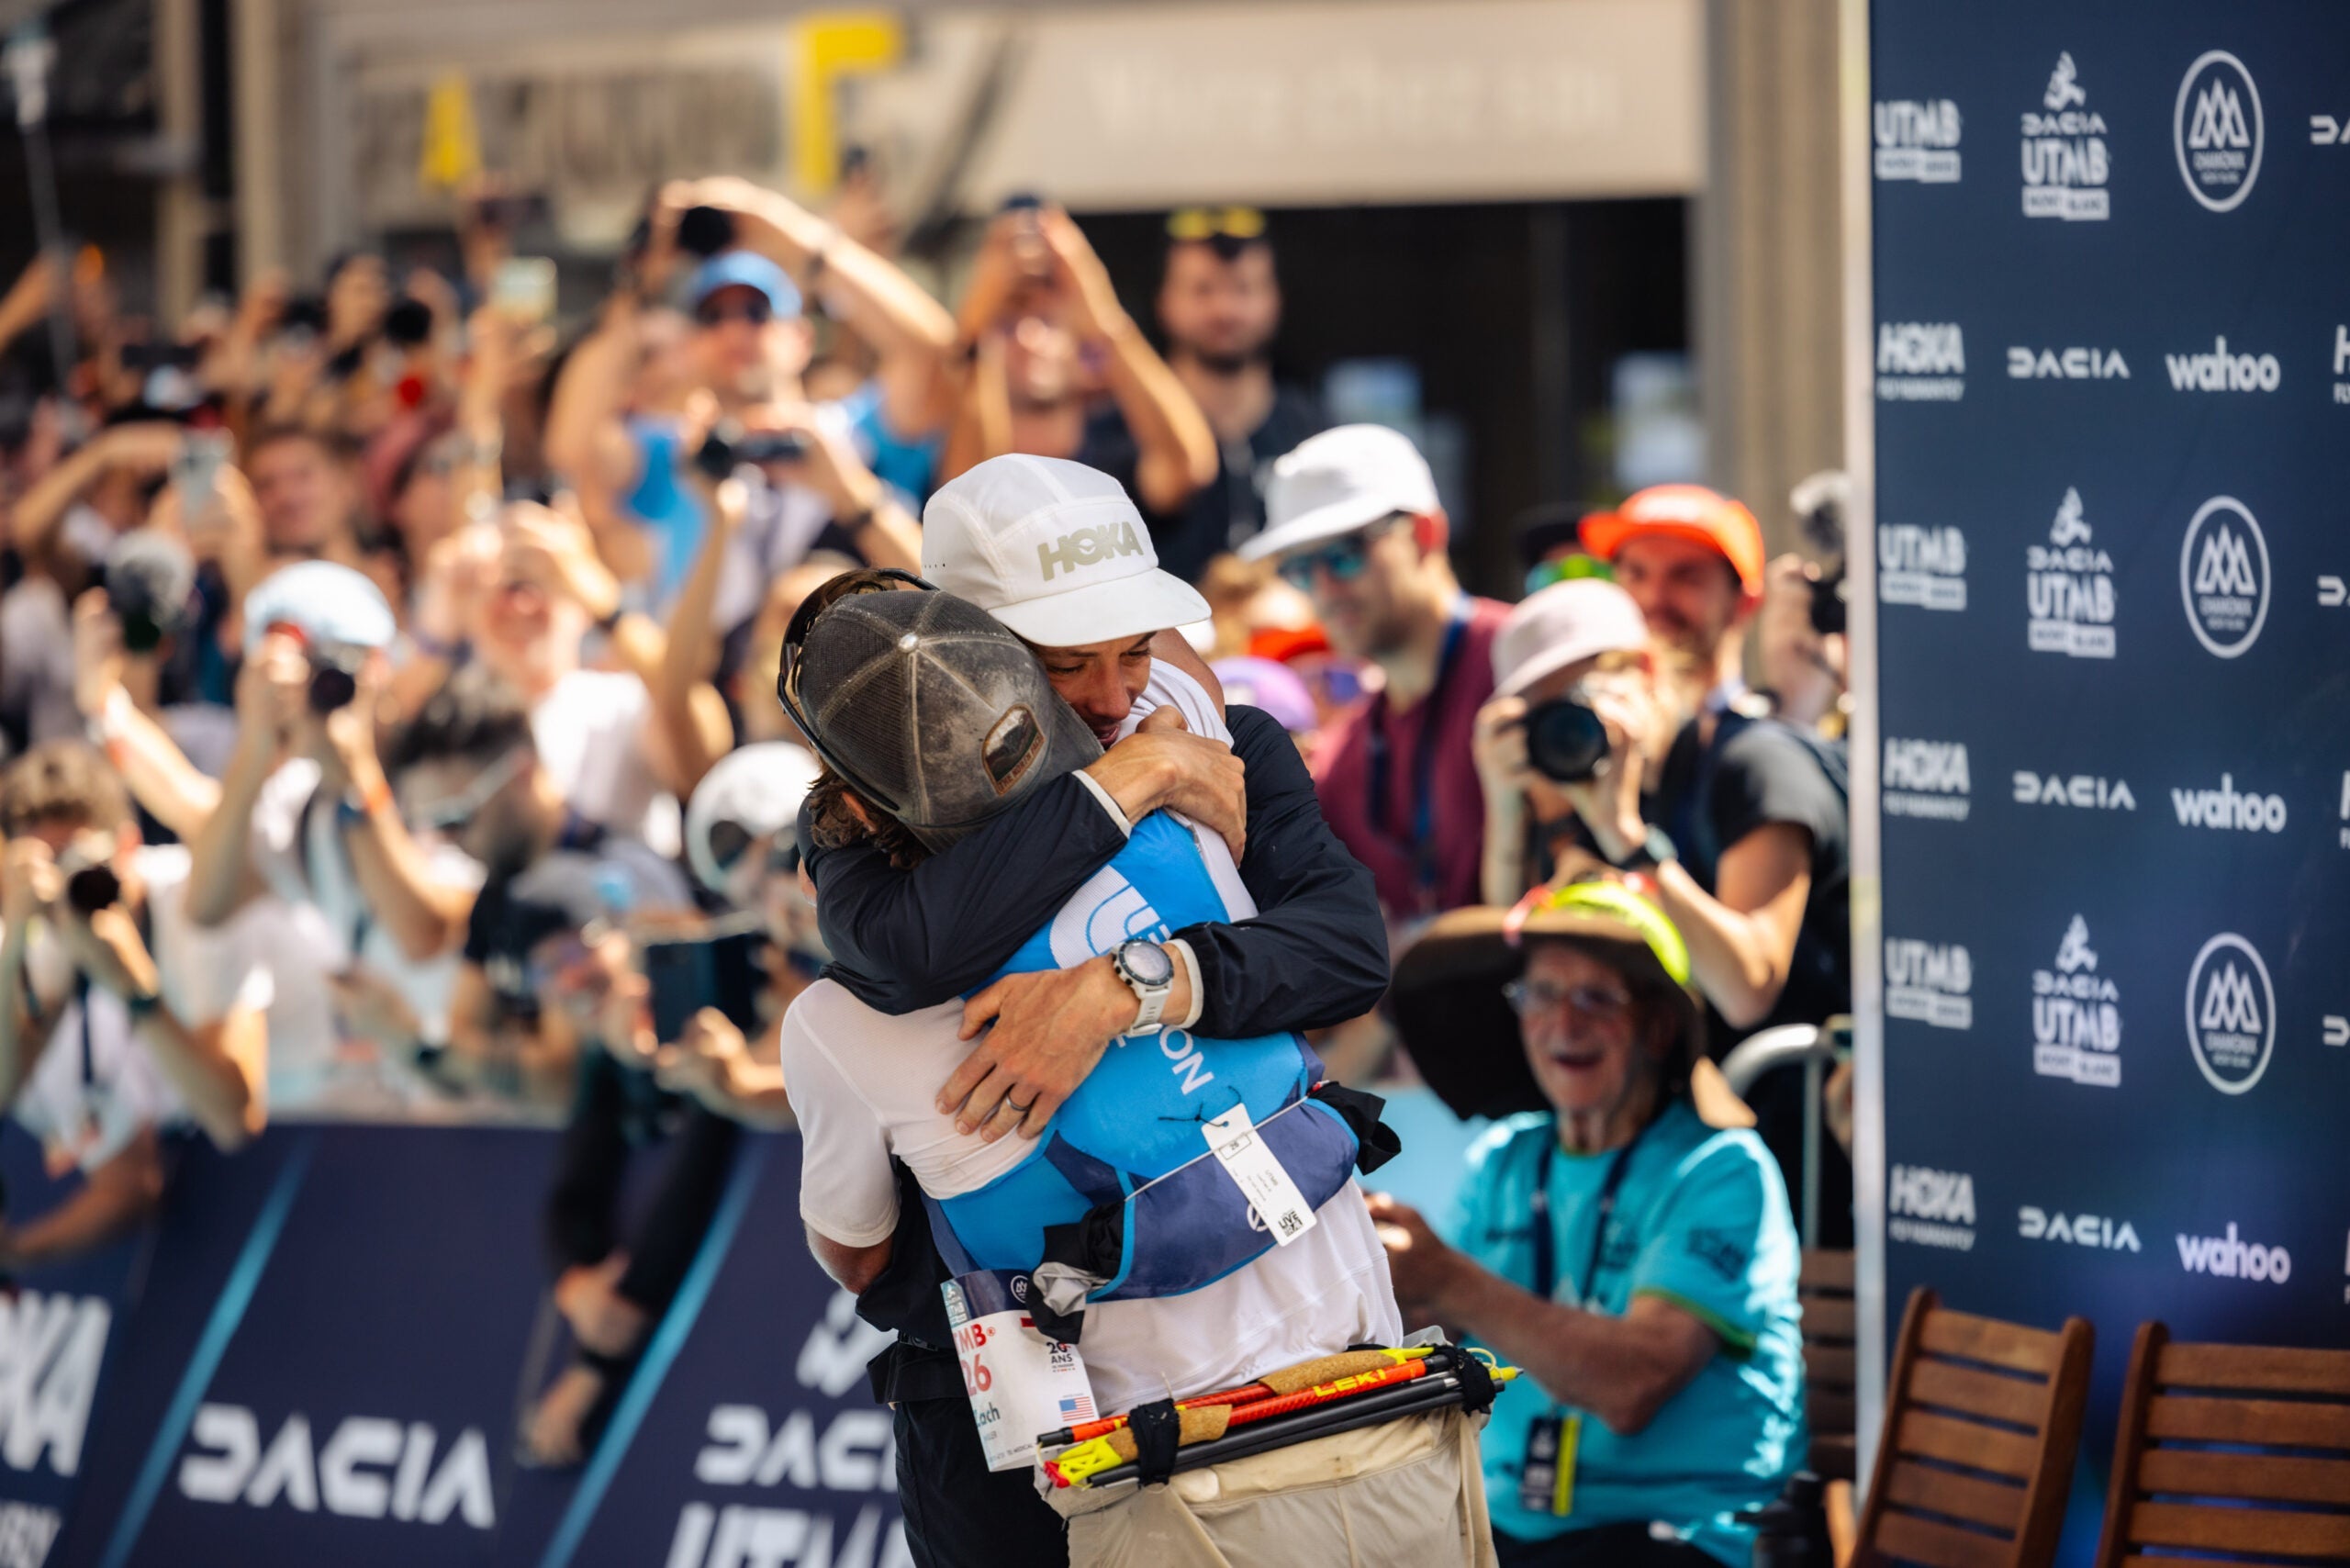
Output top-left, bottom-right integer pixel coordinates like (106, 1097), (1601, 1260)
(1886, 938), (1973, 1029)
(2020, 52), (2110, 219)
(2176, 50), (2265, 210)
(2008, 345), (2129, 380)
(2186, 933), (2275, 1094)
(1883, 738), (1970, 820)
(2181, 498), (2270, 657)
(1877, 322), (1965, 400)
(2032, 915), (2121, 1088)
(2013, 773), (2135, 811)
(178, 1406), (495, 1527)
(2020, 1206), (2142, 1251)
(1888, 1165), (1975, 1250)
(2177, 1223), (2290, 1283)
(1036, 521), (1145, 582)
(2165, 335), (2281, 392)
(1877, 523), (1967, 610)
(2170, 773), (2287, 833)
(1874, 98), (1963, 182)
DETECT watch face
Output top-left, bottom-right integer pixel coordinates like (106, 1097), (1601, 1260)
(1120, 940), (1174, 987)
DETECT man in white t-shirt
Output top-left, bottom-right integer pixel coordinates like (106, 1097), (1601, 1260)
(783, 589), (1493, 1567)
(0, 743), (267, 1270)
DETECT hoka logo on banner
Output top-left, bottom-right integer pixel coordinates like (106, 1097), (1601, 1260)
(1877, 524), (1967, 610)
(2032, 916), (2121, 1088)
(1888, 1166), (1975, 1250)
(1876, 322), (1965, 400)
(2176, 51), (2265, 211)
(1874, 98), (1962, 183)
(1883, 738), (1969, 820)
(2177, 1223), (2290, 1283)
(2186, 933), (2276, 1094)
(2165, 335), (2281, 392)
(0, 1292), (109, 1480)
(2020, 51), (2110, 219)
(2181, 498), (2270, 657)
(2170, 774), (2287, 833)
(1885, 938), (1972, 1029)
(2026, 487), (2116, 658)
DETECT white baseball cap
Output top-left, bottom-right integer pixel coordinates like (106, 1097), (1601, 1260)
(1492, 578), (1649, 698)
(684, 742), (821, 898)
(1242, 424), (1441, 563)
(922, 454), (1209, 646)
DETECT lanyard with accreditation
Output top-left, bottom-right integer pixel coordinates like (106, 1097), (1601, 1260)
(1518, 1117), (1651, 1518)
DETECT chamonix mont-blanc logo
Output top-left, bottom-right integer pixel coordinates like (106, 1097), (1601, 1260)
(1874, 95), (1962, 183)
(2186, 933), (2276, 1094)
(2032, 916), (2121, 1088)
(2175, 50), (2264, 211)
(2027, 487), (2115, 659)
(2020, 52), (2109, 219)
(2179, 497), (2270, 658)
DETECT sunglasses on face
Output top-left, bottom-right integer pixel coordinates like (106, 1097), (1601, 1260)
(408, 748), (531, 834)
(1166, 207), (1267, 243)
(695, 297), (773, 329)
(1276, 513), (1412, 593)
(1502, 980), (1635, 1023)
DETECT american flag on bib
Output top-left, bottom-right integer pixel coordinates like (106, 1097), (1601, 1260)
(1058, 1393), (1097, 1423)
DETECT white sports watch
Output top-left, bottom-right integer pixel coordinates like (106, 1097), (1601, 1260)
(1111, 939), (1177, 1033)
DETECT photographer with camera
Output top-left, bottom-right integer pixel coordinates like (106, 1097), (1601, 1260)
(1757, 472), (1852, 736)
(0, 742), (268, 1268)
(183, 562), (484, 1107)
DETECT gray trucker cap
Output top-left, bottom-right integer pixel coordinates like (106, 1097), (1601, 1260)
(793, 588), (1101, 848)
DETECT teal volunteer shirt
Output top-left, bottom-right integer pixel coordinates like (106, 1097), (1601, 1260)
(1444, 1101), (1805, 1564)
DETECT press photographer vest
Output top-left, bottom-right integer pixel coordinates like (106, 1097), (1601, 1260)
(925, 812), (1391, 1312)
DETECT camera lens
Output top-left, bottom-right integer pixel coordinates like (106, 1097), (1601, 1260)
(677, 206), (737, 259)
(1808, 566), (1849, 638)
(308, 663), (359, 714)
(65, 864), (121, 916)
(1524, 697), (1612, 783)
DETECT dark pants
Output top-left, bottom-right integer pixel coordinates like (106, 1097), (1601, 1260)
(892, 1394), (1068, 1568)
(1495, 1522), (1723, 1567)
(544, 1050), (742, 1315)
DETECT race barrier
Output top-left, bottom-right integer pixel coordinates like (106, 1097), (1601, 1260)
(0, 1124), (905, 1567)
(1862, 1), (2350, 1561)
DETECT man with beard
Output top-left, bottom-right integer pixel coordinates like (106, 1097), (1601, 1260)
(1243, 425), (1509, 928)
(1577, 486), (1766, 715)
(1085, 209), (1326, 583)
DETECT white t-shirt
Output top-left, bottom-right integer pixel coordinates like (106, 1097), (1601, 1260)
(782, 666), (1400, 1411)
(12, 846), (266, 1172)
(530, 669), (680, 857)
(250, 757), (482, 1107)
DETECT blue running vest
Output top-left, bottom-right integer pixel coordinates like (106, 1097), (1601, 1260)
(927, 813), (1366, 1304)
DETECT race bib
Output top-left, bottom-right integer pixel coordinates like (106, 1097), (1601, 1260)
(943, 1270), (1098, 1473)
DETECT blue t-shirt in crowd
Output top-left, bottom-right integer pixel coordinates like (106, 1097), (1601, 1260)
(1445, 1100), (1804, 1565)
(622, 414), (708, 606)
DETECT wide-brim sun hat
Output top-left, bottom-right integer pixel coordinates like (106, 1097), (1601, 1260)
(1390, 879), (1705, 1121)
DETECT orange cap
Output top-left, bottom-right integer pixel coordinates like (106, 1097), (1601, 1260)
(1579, 484), (1765, 599)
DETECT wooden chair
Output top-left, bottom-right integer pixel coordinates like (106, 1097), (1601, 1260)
(1803, 1248), (1860, 1482)
(2093, 1322), (2350, 1567)
(1852, 1287), (2093, 1568)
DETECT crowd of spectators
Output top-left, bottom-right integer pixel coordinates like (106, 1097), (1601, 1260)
(0, 165), (1855, 1556)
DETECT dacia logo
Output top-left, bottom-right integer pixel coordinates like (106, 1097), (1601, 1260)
(1037, 522), (1144, 582)
(2187, 933), (2276, 1094)
(2176, 50), (2265, 211)
(2019, 1206), (2141, 1251)
(178, 1406), (496, 1527)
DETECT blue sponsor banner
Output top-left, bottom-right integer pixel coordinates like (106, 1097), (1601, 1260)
(0, 1124), (901, 1567)
(1867, 2), (2350, 1560)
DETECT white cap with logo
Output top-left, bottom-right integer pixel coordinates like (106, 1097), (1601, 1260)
(1492, 578), (1650, 698)
(922, 454), (1210, 645)
(1241, 423), (1442, 563)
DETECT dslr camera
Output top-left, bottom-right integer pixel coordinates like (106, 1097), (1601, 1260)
(305, 644), (366, 714)
(1520, 688), (1613, 784)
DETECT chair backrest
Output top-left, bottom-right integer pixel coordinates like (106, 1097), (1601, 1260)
(2092, 1322), (2350, 1568)
(1853, 1286), (2094, 1568)
(1803, 1248), (1859, 1482)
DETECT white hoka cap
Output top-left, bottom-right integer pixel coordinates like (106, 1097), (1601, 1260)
(1492, 578), (1650, 698)
(922, 454), (1209, 646)
(1243, 424), (1442, 562)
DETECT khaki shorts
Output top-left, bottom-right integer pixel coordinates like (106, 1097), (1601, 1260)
(1042, 1407), (1498, 1568)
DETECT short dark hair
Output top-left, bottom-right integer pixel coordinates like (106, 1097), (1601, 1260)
(245, 423), (356, 467)
(383, 666), (536, 778)
(0, 741), (131, 837)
